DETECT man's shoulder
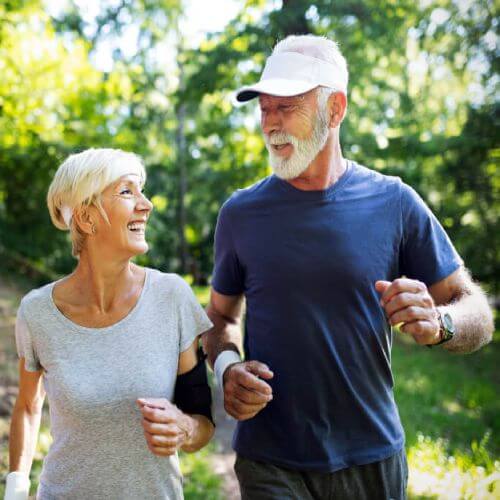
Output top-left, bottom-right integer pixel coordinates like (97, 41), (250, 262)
(222, 176), (275, 213)
(350, 162), (403, 192)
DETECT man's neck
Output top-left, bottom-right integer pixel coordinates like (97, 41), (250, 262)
(286, 135), (346, 191)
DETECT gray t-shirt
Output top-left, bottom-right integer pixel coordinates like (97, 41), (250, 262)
(15, 268), (213, 500)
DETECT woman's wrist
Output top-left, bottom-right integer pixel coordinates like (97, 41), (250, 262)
(5, 471), (30, 500)
(179, 413), (197, 451)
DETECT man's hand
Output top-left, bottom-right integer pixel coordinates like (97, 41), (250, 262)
(375, 278), (441, 345)
(223, 361), (274, 421)
(137, 398), (193, 456)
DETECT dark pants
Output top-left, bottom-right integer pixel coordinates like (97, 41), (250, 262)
(234, 450), (408, 500)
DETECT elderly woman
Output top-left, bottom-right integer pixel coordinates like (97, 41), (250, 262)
(6, 148), (214, 499)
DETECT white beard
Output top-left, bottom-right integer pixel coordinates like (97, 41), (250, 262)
(264, 106), (330, 180)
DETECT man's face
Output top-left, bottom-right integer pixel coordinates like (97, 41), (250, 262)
(259, 90), (330, 179)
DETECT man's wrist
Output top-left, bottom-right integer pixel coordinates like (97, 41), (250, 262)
(5, 471), (30, 500)
(214, 350), (242, 389)
(427, 307), (455, 347)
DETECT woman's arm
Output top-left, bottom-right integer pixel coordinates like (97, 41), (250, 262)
(9, 359), (45, 472)
(137, 339), (214, 456)
(6, 359), (45, 498)
(176, 339), (214, 452)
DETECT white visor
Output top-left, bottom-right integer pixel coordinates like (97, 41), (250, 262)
(235, 52), (348, 102)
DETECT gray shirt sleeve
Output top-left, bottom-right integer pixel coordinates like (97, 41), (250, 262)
(15, 303), (42, 372)
(175, 277), (213, 352)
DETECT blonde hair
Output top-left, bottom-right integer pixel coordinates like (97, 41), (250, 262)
(47, 148), (146, 256)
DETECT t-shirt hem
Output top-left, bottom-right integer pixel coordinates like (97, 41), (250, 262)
(234, 439), (405, 473)
(180, 319), (214, 352)
(23, 361), (42, 372)
(211, 281), (244, 297)
(423, 260), (462, 288)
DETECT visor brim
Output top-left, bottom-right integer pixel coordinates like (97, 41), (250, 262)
(235, 79), (319, 102)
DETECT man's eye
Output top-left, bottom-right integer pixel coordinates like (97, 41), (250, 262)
(120, 189), (133, 195)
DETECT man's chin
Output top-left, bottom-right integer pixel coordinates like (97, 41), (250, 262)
(270, 157), (309, 180)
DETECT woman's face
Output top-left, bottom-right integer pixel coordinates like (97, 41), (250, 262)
(93, 173), (153, 258)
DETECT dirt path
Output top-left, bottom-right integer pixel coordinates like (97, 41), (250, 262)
(0, 274), (26, 476)
(211, 382), (240, 500)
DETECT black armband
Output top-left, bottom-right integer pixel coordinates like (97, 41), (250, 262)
(174, 348), (214, 425)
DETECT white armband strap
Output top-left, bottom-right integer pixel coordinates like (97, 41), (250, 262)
(214, 350), (242, 389)
(5, 472), (30, 500)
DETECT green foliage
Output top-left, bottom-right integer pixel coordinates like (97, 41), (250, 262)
(392, 334), (500, 498)
(407, 433), (499, 499)
(0, 0), (498, 292)
(180, 446), (222, 500)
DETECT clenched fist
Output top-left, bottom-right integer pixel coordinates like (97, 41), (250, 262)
(375, 278), (441, 346)
(137, 398), (193, 456)
(223, 361), (274, 420)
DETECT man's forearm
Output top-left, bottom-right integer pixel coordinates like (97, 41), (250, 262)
(440, 282), (494, 353)
(202, 313), (243, 368)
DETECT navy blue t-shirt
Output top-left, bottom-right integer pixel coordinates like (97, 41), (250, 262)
(212, 161), (462, 472)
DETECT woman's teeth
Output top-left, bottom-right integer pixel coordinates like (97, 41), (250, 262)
(127, 222), (145, 233)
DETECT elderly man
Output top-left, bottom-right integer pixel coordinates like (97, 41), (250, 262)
(198, 34), (494, 499)
(204, 35), (493, 500)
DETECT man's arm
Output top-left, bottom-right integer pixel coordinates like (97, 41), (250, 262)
(202, 289), (274, 420)
(375, 267), (494, 353)
(202, 289), (245, 368)
(428, 268), (494, 352)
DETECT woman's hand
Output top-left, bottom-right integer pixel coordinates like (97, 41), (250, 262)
(137, 398), (194, 456)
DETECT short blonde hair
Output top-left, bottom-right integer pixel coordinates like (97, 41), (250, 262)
(47, 148), (146, 256)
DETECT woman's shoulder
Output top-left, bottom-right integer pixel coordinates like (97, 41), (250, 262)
(19, 281), (55, 316)
(145, 268), (192, 295)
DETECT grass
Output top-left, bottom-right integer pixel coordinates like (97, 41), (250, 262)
(392, 329), (499, 498)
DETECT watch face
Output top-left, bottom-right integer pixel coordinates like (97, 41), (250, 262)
(443, 313), (455, 334)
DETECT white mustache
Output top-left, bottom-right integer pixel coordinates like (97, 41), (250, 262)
(265, 132), (297, 147)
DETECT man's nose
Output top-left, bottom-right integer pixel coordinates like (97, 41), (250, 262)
(261, 110), (281, 136)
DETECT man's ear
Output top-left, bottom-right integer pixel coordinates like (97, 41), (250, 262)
(328, 92), (347, 128)
(73, 206), (96, 235)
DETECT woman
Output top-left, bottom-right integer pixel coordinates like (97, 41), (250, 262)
(6, 148), (215, 499)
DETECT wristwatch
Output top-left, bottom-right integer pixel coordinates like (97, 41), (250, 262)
(431, 310), (455, 346)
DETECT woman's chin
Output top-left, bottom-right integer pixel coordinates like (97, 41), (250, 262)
(127, 241), (149, 257)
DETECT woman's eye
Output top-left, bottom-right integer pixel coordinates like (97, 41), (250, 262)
(120, 189), (133, 195)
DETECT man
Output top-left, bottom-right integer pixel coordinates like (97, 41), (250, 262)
(201, 34), (494, 499)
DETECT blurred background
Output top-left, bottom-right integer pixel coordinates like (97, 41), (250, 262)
(0, 0), (498, 498)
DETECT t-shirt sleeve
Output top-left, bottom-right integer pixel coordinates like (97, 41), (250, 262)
(211, 202), (245, 296)
(176, 278), (214, 352)
(399, 183), (463, 286)
(15, 303), (42, 372)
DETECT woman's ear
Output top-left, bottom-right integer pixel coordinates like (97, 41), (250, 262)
(73, 207), (96, 235)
